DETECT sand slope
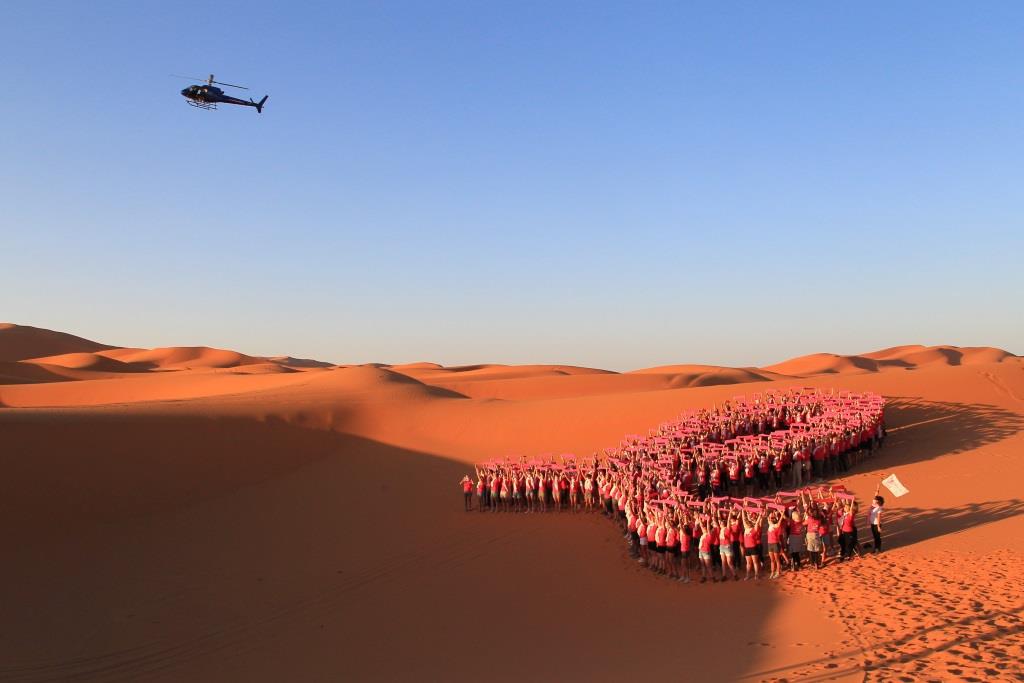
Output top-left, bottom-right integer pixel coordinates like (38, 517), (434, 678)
(0, 326), (337, 387)
(0, 323), (113, 362)
(24, 351), (149, 372)
(765, 345), (1016, 377)
(0, 326), (1021, 681)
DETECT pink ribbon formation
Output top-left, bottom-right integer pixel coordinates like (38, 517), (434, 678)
(474, 387), (885, 512)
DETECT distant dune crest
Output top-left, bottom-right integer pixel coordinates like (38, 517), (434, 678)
(762, 345), (1015, 377)
(0, 323), (1016, 395)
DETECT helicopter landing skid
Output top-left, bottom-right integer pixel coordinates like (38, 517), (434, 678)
(186, 100), (217, 110)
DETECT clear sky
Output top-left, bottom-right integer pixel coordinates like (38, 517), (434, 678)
(2, 2), (1021, 370)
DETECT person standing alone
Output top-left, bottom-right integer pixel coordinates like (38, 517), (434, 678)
(869, 490), (885, 554)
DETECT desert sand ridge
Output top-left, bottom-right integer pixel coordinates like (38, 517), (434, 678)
(0, 322), (113, 362)
(0, 325), (1021, 681)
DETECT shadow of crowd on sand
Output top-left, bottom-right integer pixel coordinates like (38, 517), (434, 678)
(881, 397), (1023, 467)
(884, 499), (1024, 549)
(837, 398), (1024, 550)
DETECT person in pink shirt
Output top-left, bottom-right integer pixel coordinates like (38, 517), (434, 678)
(742, 510), (764, 580)
(766, 510), (785, 578)
(717, 516), (739, 581)
(460, 475), (474, 511)
(697, 520), (715, 583)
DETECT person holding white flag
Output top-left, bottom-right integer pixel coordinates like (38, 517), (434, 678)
(870, 473), (909, 554)
(869, 492), (885, 553)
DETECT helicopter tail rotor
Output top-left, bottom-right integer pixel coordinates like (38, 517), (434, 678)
(254, 95), (269, 114)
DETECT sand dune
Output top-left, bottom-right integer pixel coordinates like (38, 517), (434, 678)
(389, 361), (443, 371)
(762, 352), (887, 376)
(0, 326), (1022, 681)
(861, 344), (930, 360)
(22, 351), (148, 373)
(0, 360), (70, 385)
(672, 366), (774, 387)
(396, 363), (615, 382)
(764, 344), (1016, 377)
(107, 346), (263, 369)
(1, 325), (341, 380)
(268, 355), (336, 369)
(0, 323), (112, 362)
(218, 362), (300, 375)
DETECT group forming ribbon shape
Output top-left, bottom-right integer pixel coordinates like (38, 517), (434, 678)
(463, 387), (887, 581)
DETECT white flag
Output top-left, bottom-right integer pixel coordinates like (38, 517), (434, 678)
(882, 473), (910, 498)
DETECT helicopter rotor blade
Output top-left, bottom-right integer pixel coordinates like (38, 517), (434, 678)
(170, 74), (208, 81)
(211, 80), (249, 90)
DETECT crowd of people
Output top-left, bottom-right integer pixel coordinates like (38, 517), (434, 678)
(459, 387), (887, 581)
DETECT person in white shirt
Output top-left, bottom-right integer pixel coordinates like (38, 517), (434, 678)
(869, 489), (885, 554)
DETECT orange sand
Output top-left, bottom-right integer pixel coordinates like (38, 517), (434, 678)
(0, 323), (1020, 682)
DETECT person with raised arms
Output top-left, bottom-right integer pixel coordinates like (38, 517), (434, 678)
(742, 510), (764, 580)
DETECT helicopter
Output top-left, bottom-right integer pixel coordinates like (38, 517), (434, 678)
(174, 74), (268, 113)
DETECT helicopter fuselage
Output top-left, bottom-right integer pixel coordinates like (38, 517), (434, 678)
(180, 85), (257, 109)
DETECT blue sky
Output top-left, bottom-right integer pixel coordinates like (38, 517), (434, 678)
(2, 2), (1021, 369)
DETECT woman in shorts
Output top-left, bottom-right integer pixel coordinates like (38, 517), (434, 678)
(524, 471), (536, 513)
(625, 505), (639, 559)
(805, 510), (824, 568)
(499, 474), (510, 512)
(820, 502), (835, 558)
(665, 521), (680, 580)
(653, 518), (667, 575)
(718, 519), (738, 581)
(742, 510), (764, 580)
(568, 473), (579, 512)
(766, 510), (784, 578)
(636, 515), (649, 566)
(697, 521), (715, 583)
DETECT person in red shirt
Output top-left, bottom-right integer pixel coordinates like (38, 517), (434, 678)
(647, 515), (660, 573)
(804, 509), (825, 568)
(636, 514), (649, 566)
(710, 465), (723, 498)
(787, 508), (805, 570)
(475, 472), (487, 513)
(557, 474), (569, 511)
(489, 473), (501, 513)
(743, 456), (756, 497)
(460, 475), (474, 511)
(697, 520), (715, 583)
(811, 441), (827, 482)
(678, 520), (692, 583)
(772, 451), (784, 490)
(742, 510), (764, 580)
(766, 510), (785, 578)
(568, 473), (580, 512)
(728, 459), (741, 497)
(718, 518), (739, 581)
(728, 513), (743, 573)
(663, 521), (679, 579)
(757, 452), (770, 494)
